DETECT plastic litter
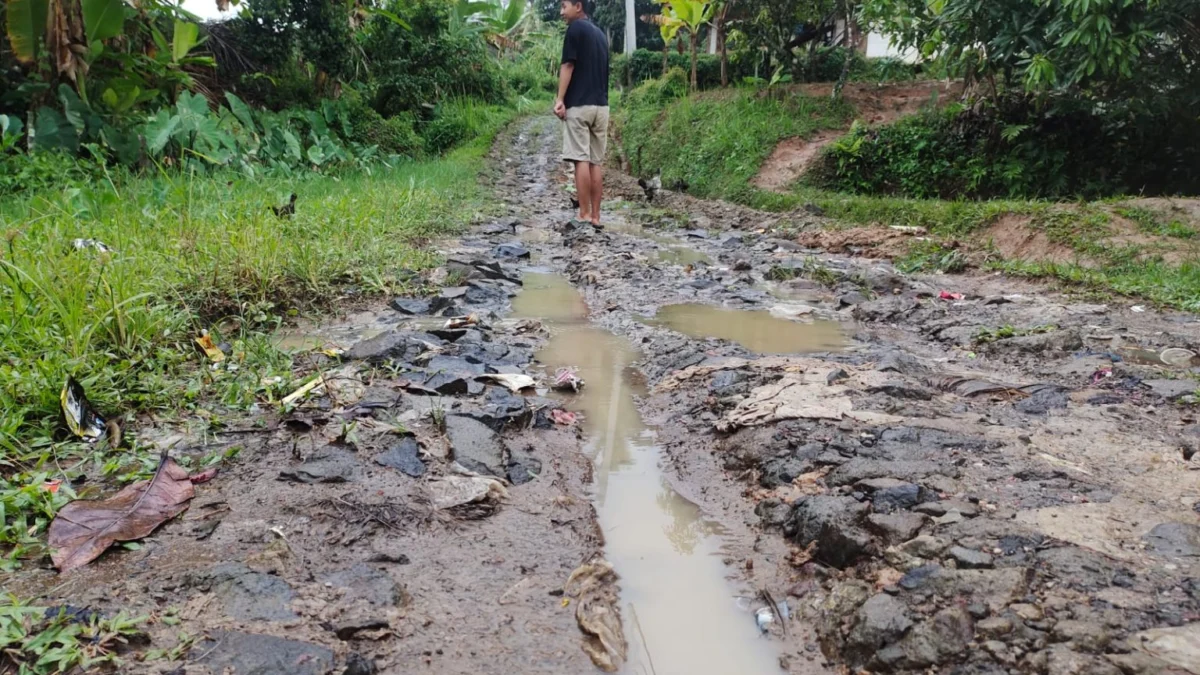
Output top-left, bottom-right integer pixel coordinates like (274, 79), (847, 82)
(71, 238), (113, 253)
(195, 332), (225, 363)
(938, 291), (965, 301)
(550, 409), (578, 426)
(477, 373), (536, 393)
(60, 377), (107, 443)
(428, 475), (508, 510)
(552, 367), (585, 392)
(1160, 347), (1197, 368)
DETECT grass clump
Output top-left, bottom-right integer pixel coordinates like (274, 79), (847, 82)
(895, 241), (969, 274)
(0, 597), (147, 674)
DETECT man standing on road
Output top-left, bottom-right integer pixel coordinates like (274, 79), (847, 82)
(554, 0), (609, 227)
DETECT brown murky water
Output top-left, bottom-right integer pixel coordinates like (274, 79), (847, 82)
(649, 303), (845, 354)
(512, 273), (782, 675)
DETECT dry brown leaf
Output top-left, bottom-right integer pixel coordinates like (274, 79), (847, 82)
(49, 452), (195, 572)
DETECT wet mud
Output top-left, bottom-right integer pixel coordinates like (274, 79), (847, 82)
(11, 115), (1200, 675)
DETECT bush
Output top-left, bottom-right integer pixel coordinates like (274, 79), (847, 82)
(343, 90), (423, 157)
(807, 97), (1200, 199)
(0, 150), (107, 198)
(420, 98), (509, 155)
(624, 67), (690, 107)
(611, 49), (755, 89)
(793, 47), (922, 83)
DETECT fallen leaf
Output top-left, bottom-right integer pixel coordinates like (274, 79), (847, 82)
(48, 452), (195, 572)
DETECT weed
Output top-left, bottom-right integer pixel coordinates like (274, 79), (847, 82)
(1116, 206), (1196, 239)
(0, 596), (147, 674)
(973, 324), (1057, 345)
(895, 241), (968, 274)
(767, 257), (839, 286)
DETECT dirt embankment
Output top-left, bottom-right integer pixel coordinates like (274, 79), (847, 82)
(752, 81), (963, 192)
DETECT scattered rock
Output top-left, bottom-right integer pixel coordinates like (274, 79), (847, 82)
(1015, 387), (1070, 414)
(507, 454), (542, 486)
(1053, 619), (1112, 652)
(343, 653), (379, 675)
(190, 631), (333, 675)
(866, 512), (927, 546)
(787, 496), (874, 568)
(1130, 623), (1200, 673)
(1143, 522), (1200, 557)
(347, 330), (443, 363)
(891, 606), (973, 669)
(322, 563), (408, 607)
(1011, 603), (1044, 621)
(202, 563), (297, 621)
(279, 448), (360, 484)
(948, 546), (995, 569)
(389, 297), (431, 315)
(871, 482), (922, 513)
(445, 415), (506, 477)
(852, 296), (919, 322)
(493, 242), (531, 259)
(828, 459), (956, 486)
(898, 535), (949, 559)
(373, 437), (425, 478)
(846, 594), (912, 667)
(986, 328), (1083, 355)
(977, 616), (1014, 638)
(838, 291), (868, 307)
(333, 617), (389, 640)
(1144, 379), (1197, 400)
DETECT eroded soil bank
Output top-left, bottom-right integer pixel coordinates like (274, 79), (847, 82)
(9, 115), (1200, 675)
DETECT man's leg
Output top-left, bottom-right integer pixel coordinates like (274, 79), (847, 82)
(588, 163), (603, 225)
(573, 160), (592, 221)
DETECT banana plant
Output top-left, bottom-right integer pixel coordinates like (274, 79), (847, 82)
(640, 5), (684, 76)
(5, 0), (127, 83)
(664, 0), (714, 89)
(449, 0), (532, 56)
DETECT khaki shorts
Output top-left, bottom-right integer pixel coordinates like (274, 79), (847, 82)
(562, 105), (609, 165)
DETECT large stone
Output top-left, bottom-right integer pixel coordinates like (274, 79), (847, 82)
(347, 331), (443, 363)
(1144, 379), (1197, 400)
(948, 545), (995, 569)
(867, 512), (927, 546)
(1143, 522), (1200, 557)
(760, 454), (816, 488)
(279, 447), (360, 484)
(203, 563), (296, 621)
(986, 328), (1083, 355)
(898, 535), (949, 559)
(389, 297), (431, 315)
(1130, 623), (1200, 674)
(373, 437), (425, 477)
(787, 496), (874, 568)
(852, 297), (919, 322)
(445, 415), (505, 477)
(190, 631), (333, 675)
(1053, 619), (1112, 652)
(872, 482), (922, 512)
(827, 459), (957, 486)
(846, 594), (913, 667)
(892, 606), (974, 669)
(322, 563), (407, 607)
(492, 242), (530, 259)
(1045, 645), (1123, 675)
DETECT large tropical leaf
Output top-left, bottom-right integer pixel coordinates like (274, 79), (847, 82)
(0, 114), (25, 152)
(6, 0), (50, 62)
(171, 19), (200, 63)
(32, 107), (78, 152)
(81, 0), (126, 44)
(366, 8), (411, 30)
(501, 0), (527, 32)
(225, 92), (257, 134)
(143, 108), (180, 155)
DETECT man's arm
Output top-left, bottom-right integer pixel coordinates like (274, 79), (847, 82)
(554, 63), (574, 119)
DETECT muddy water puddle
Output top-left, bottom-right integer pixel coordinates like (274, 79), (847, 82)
(648, 303), (845, 354)
(512, 273), (781, 674)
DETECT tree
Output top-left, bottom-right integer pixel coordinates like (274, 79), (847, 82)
(860, 0), (1200, 105)
(641, 4), (682, 74)
(739, 0), (838, 75)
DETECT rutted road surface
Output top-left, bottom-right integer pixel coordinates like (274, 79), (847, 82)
(12, 115), (1200, 675)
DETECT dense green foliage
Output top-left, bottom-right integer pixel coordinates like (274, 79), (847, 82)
(808, 99), (1200, 199)
(612, 48), (756, 89)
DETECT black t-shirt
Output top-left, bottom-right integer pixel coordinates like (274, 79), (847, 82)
(561, 19), (609, 108)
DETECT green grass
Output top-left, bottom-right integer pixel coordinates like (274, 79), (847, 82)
(0, 98), (529, 566)
(0, 596), (147, 674)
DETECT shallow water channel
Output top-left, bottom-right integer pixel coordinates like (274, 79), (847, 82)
(511, 272), (783, 674)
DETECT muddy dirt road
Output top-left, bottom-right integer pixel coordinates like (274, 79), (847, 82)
(13, 114), (1200, 675)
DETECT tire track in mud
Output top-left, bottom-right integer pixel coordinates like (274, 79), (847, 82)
(492, 115), (1200, 675)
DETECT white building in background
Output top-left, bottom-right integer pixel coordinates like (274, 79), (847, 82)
(865, 32), (919, 62)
